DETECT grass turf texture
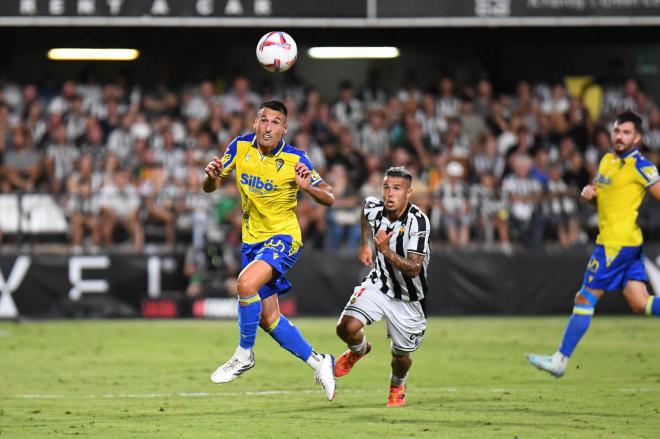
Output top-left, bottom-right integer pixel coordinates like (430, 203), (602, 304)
(0, 317), (659, 438)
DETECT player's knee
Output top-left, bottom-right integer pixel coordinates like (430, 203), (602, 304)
(236, 275), (259, 296)
(574, 292), (589, 305)
(629, 297), (648, 314)
(259, 311), (279, 330)
(336, 316), (360, 339)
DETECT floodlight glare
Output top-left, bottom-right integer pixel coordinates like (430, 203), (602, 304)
(307, 47), (400, 59)
(47, 48), (140, 61)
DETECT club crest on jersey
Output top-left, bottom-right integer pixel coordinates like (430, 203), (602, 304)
(244, 152), (252, 162)
(276, 158), (285, 172)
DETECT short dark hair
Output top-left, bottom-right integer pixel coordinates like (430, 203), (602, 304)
(258, 100), (288, 118)
(614, 111), (643, 134)
(385, 166), (413, 184)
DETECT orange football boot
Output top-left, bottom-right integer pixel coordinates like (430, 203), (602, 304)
(334, 342), (371, 377)
(387, 385), (406, 407)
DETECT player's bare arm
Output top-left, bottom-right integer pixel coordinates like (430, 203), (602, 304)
(648, 181), (660, 201)
(358, 212), (373, 267)
(580, 184), (598, 205)
(295, 161), (335, 206)
(203, 156), (224, 193)
(374, 229), (424, 278)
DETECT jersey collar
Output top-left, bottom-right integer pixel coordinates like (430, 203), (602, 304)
(614, 147), (638, 159)
(251, 135), (286, 158)
(385, 203), (411, 223)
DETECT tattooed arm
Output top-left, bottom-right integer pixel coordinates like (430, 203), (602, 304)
(358, 210), (373, 267)
(373, 229), (425, 277)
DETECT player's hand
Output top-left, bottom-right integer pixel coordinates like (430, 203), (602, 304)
(294, 161), (312, 190)
(374, 229), (394, 253)
(358, 244), (373, 267)
(581, 184), (597, 201)
(205, 156), (224, 178)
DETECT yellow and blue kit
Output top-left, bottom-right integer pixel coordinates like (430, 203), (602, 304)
(583, 148), (660, 291)
(219, 133), (324, 298)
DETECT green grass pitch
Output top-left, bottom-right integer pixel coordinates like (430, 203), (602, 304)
(0, 317), (659, 438)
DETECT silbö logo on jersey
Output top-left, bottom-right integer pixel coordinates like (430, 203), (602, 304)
(240, 173), (276, 193)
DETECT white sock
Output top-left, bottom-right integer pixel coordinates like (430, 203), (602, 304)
(390, 372), (408, 387)
(234, 346), (252, 362)
(306, 350), (323, 372)
(349, 338), (367, 355)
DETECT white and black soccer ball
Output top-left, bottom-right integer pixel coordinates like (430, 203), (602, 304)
(256, 31), (297, 73)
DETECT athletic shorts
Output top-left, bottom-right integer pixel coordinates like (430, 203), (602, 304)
(241, 234), (302, 299)
(582, 244), (648, 291)
(339, 282), (426, 354)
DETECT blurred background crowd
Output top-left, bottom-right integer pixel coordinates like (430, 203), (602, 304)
(1, 72), (660, 272)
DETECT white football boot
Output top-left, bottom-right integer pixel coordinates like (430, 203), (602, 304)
(526, 352), (567, 378)
(314, 354), (337, 400)
(211, 348), (255, 384)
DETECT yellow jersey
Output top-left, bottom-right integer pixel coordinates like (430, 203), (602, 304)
(594, 148), (659, 248)
(219, 133), (323, 244)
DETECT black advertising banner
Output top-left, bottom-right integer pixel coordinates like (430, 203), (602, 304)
(0, 1), (658, 21)
(1, 246), (659, 318)
(377, 0), (660, 18)
(0, 0), (367, 18)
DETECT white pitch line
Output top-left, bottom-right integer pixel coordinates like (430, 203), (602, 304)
(6, 387), (656, 399)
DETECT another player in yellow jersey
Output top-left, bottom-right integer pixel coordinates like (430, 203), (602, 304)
(203, 101), (337, 399)
(528, 111), (660, 377)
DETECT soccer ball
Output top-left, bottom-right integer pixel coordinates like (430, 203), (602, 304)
(256, 31), (297, 73)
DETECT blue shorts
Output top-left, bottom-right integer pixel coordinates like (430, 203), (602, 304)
(241, 234), (302, 299)
(582, 245), (648, 291)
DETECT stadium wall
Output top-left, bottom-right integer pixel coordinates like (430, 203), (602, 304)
(2, 246), (659, 319)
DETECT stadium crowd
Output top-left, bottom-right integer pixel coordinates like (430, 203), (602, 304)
(0, 74), (659, 261)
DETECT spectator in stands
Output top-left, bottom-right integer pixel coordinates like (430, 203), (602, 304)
(435, 161), (471, 249)
(442, 117), (470, 159)
(3, 125), (41, 192)
(471, 131), (505, 182)
(474, 78), (494, 118)
(44, 124), (79, 193)
(470, 172), (510, 252)
(142, 170), (180, 249)
(107, 112), (135, 166)
(544, 162), (581, 248)
(78, 120), (107, 168)
(332, 80), (363, 132)
(222, 76), (260, 115)
(502, 154), (544, 247)
(67, 177), (101, 253)
(541, 83), (570, 115)
(359, 106), (391, 160)
(99, 169), (143, 251)
(415, 93), (446, 151)
(325, 163), (362, 251)
(459, 96), (488, 146)
(436, 76), (460, 119)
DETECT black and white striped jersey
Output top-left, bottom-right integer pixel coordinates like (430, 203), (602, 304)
(363, 196), (431, 302)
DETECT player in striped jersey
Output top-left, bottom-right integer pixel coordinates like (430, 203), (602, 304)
(335, 166), (430, 407)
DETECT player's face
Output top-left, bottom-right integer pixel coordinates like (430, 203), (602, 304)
(254, 108), (288, 151)
(382, 176), (412, 217)
(611, 121), (641, 154)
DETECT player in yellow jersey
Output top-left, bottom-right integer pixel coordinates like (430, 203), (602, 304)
(528, 111), (660, 377)
(203, 101), (337, 400)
